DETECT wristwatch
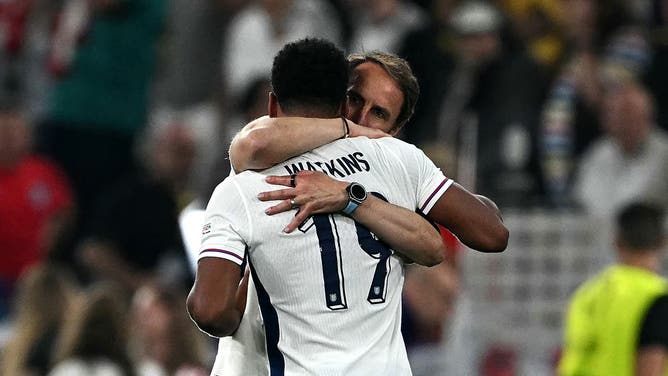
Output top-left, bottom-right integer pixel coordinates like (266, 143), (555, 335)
(342, 182), (368, 215)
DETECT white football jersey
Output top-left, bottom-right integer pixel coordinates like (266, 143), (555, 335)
(200, 137), (451, 376)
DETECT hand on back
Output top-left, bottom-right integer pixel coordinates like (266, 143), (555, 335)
(258, 170), (349, 233)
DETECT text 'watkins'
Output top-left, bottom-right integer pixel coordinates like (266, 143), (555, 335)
(283, 152), (370, 178)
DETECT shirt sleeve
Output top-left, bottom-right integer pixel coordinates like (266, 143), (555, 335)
(198, 178), (249, 266)
(638, 294), (668, 349)
(378, 138), (452, 214)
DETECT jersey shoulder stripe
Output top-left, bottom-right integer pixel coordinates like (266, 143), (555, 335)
(420, 178), (453, 213)
(200, 248), (245, 264)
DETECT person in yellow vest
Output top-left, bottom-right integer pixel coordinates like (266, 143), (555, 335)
(559, 202), (668, 376)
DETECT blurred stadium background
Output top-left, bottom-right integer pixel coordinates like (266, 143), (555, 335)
(1, 0), (667, 374)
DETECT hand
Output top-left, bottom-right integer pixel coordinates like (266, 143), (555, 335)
(347, 120), (390, 139)
(257, 170), (349, 233)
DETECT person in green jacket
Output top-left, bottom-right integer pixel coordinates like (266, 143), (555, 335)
(559, 202), (668, 376)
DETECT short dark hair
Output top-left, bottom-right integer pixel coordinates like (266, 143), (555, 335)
(271, 38), (348, 117)
(616, 202), (665, 251)
(348, 51), (419, 131)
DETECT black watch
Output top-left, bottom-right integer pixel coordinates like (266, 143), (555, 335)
(343, 182), (367, 215)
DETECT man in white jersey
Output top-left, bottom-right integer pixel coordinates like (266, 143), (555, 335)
(188, 38), (465, 375)
(205, 50), (509, 375)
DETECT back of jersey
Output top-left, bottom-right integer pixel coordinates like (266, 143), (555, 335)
(201, 137), (450, 376)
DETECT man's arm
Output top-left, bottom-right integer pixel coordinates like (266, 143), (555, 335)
(427, 184), (508, 253)
(229, 116), (388, 172)
(187, 178), (251, 337)
(259, 172), (507, 255)
(187, 259), (249, 337)
(258, 171), (445, 266)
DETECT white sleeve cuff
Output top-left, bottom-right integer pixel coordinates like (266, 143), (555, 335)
(198, 248), (245, 266)
(419, 178), (453, 214)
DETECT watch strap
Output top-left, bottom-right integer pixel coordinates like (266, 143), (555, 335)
(342, 200), (360, 215)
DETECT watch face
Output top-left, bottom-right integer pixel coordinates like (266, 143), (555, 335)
(350, 183), (367, 201)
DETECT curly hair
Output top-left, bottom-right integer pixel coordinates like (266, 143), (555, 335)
(271, 38), (348, 117)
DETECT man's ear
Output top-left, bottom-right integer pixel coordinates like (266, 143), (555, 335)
(268, 92), (278, 118)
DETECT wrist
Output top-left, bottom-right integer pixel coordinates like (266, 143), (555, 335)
(342, 182), (367, 215)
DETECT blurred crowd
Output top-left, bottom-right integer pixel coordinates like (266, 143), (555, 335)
(1, 0), (667, 375)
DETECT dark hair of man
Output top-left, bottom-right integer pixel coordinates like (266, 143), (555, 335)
(616, 202), (665, 251)
(271, 38), (348, 118)
(348, 51), (419, 131)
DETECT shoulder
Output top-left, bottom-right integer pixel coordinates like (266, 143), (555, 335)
(571, 268), (611, 304)
(211, 175), (245, 197)
(209, 172), (263, 204)
(368, 137), (421, 155)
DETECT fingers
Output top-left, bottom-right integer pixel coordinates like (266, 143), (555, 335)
(258, 188), (294, 202)
(263, 199), (311, 233)
(265, 175), (293, 187)
(264, 199), (295, 215)
(283, 206), (313, 233)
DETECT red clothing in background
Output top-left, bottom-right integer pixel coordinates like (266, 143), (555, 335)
(0, 156), (72, 284)
(438, 224), (461, 265)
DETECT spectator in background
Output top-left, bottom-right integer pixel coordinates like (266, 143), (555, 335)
(347, 0), (426, 53)
(559, 203), (668, 376)
(49, 284), (137, 376)
(645, 0), (668, 132)
(0, 95), (73, 309)
(155, 0), (228, 109)
(0, 0), (32, 94)
(400, 0), (547, 206)
(0, 0), (61, 121)
(574, 82), (668, 220)
(130, 284), (210, 376)
(222, 0), (343, 98)
(78, 120), (195, 295)
(225, 76), (272, 142)
(499, 0), (565, 71)
(540, 0), (648, 205)
(36, 0), (167, 271)
(1, 264), (78, 376)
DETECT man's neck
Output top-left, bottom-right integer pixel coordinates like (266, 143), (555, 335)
(619, 250), (662, 273)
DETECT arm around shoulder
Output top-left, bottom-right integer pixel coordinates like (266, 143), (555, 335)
(352, 194), (445, 266)
(428, 184), (509, 253)
(229, 116), (347, 172)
